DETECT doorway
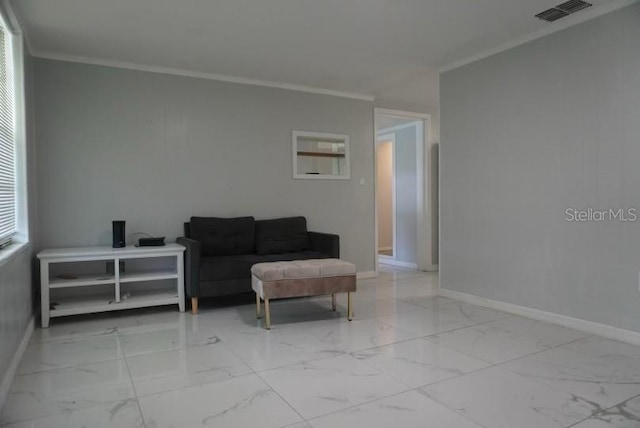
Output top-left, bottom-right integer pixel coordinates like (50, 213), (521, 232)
(376, 133), (396, 259)
(374, 108), (435, 272)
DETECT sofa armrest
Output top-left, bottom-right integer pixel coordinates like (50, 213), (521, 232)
(308, 231), (340, 258)
(177, 237), (201, 298)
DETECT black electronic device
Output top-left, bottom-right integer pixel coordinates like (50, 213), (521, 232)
(137, 237), (165, 247)
(112, 220), (126, 248)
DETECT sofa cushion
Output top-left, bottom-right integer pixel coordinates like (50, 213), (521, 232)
(199, 251), (329, 282)
(255, 217), (311, 255)
(190, 216), (255, 257)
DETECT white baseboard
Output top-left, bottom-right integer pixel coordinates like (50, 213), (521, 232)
(439, 289), (640, 346)
(357, 271), (377, 280)
(378, 257), (418, 270)
(0, 317), (34, 412)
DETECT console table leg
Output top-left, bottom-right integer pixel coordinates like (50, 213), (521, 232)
(41, 261), (50, 328)
(191, 297), (198, 315)
(177, 254), (185, 312)
(331, 294), (336, 311)
(347, 292), (353, 321)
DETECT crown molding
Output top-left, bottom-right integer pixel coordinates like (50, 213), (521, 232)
(439, 0), (640, 74)
(32, 51), (376, 102)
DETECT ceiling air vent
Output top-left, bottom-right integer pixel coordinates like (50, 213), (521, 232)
(556, 0), (593, 13)
(535, 0), (593, 22)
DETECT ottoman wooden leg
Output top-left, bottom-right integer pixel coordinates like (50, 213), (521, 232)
(191, 297), (199, 315)
(331, 294), (336, 311)
(264, 298), (271, 330)
(256, 293), (261, 319)
(347, 292), (353, 321)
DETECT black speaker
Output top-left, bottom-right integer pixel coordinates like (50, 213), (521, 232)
(112, 220), (126, 248)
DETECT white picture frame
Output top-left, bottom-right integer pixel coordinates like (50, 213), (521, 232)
(292, 130), (351, 180)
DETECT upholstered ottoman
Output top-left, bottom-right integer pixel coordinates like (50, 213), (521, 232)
(251, 259), (357, 329)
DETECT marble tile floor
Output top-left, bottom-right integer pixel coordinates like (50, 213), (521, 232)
(2, 267), (640, 427)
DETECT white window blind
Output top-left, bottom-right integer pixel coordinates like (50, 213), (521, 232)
(0, 22), (15, 246)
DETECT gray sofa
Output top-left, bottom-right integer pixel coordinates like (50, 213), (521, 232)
(177, 216), (339, 313)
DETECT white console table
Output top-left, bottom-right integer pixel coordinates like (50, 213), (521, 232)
(38, 244), (186, 328)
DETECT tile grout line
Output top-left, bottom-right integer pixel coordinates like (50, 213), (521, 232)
(4, 332), (153, 427)
(11, 328), (133, 376)
(347, 337), (499, 398)
(418, 319), (595, 369)
(0, 397), (145, 427)
(426, 332), (594, 374)
(232, 343), (350, 374)
(486, 334), (640, 416)
(130, 371), (266, 402)
(11, 353), (126, 377)
(29, 327), (118, 344)
(211, 330), (365, 421)
(253, 370), (309, 425)
(119, 334), (259, 400)
(406, 331), (598, 394)
(298, 382), (484, 427)
(222, 296), (509, 375)
(241, 307), (445, 374)
(416, 336), (607, 428)
(414, 387), (492, 428)
(298, 385), (417, 425)
(117, 331), (149, 428)
(250, 350), (416, 423)
(565, 391), (640, 428)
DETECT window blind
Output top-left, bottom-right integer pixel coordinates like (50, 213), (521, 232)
(0, 22), (15, 246)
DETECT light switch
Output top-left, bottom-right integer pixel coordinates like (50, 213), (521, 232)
(359, 178), (366, 185)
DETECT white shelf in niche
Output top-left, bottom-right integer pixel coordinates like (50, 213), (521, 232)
(120, 270), (178, 283)
(49, 270), (178, 288)
(50, 273), (115, 288)
(50, 289), (179, 318)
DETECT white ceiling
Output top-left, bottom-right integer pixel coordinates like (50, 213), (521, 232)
(12, 0), (631, 106)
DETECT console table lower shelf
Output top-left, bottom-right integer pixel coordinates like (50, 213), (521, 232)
(37, 244), (186, 328)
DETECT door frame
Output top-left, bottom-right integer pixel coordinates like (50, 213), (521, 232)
(373, 108), (435, 273)
(376, 133), (397, 262)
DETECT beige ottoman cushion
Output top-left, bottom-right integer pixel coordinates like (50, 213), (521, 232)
(252, 258), (356, 281)
(251, 258), (356, 300)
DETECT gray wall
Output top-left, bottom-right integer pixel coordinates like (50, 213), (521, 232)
(34, 59), (375, 271)
(0, 249), (32, 393)
(441, 4), (640, 331)
(394, 125), (418, 264)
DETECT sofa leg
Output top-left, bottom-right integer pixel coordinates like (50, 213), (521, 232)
(256, 293), (261, 319)
(191, 297), (199, 315)
(264, 298), (271, 330)
(347, 292), (353, 321)
(331, 294), (336, 311)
